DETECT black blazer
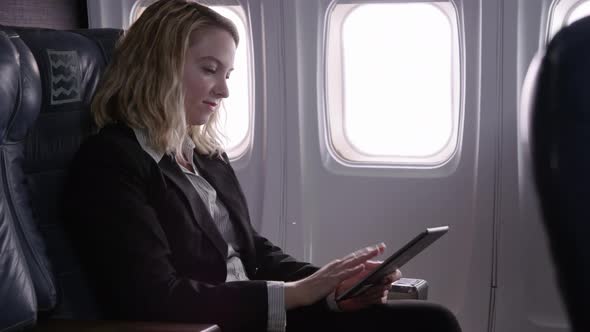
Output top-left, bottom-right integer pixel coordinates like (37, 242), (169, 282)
(64, 124), (319, 332)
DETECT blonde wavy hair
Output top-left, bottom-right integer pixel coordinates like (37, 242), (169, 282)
(91, 0), (239, 158)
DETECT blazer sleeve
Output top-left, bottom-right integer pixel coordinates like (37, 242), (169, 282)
(218, 153), (321, 283)
(252, 232), (319, 282)
(251, 233), (335, 314)
(64, 134), (268, 332)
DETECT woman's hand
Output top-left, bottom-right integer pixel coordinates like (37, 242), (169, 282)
(284, 243), (386, 310)
(335, 262), (402, 312)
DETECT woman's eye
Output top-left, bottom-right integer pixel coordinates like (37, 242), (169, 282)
(203, 67), (216, 74)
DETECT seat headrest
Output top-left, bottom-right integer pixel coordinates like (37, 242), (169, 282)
(535, 17), (590, 122)
(0, 29), (41, 144)
(0, 27), (121, 144)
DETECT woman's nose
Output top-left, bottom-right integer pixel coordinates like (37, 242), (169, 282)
(214, 79), (229, 98)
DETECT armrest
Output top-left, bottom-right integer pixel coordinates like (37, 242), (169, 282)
(389, 278), (428, 300)
(31, 319), (220, 332)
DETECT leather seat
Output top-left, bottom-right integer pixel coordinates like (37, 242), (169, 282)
(0, 26), (219, 332)
(520, 16), (590, 332)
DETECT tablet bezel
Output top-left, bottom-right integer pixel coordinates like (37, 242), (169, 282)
(335, 226), (449, 301)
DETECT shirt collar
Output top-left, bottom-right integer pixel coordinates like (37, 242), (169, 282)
(181, 133), (196, 164)
(132, 127), (198, 172)
(133, 127), (164, 162)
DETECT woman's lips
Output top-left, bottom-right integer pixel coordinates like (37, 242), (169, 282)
(203, 101), (217, 109)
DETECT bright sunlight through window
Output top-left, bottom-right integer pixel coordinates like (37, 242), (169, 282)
(567, 1), (590, 25)
(211, 6), (251, 157)
(326, 3), (460, 166)
(131, 2), (252, 159)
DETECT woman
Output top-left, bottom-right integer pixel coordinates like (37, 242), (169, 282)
(65, 1), (461, 331)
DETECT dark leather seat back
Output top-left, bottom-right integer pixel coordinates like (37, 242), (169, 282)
(0, 29), (37, 332)
(521, 16), (590, 332)
(0, 26), (121, 323)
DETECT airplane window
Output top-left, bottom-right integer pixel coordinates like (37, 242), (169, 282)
(567, 0), (590, 25)
(130, 2), (252, 160)
(206, 6), (251, 159)
(326, 2), (461, 166)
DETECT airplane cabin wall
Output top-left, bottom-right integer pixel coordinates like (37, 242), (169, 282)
(86, 1), (571, 331)
(0, 0), (87, 29)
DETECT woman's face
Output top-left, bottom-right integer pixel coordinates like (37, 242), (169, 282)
(183, 27), (236, 126)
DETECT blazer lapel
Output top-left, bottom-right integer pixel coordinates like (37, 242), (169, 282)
(158, 155), (227, 259)
(193, 153), (257, 269)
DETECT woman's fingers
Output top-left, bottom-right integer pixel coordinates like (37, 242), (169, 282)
(294, 243), (390, 309)
(344, 244), (384, 263)
(338, 243), (385, 269)
(330, 245), (386, 283)
(322, 244), (385, 280)
(335, 263), (366, 280)
(380, 268), (402, 285)
(382, 274), (395, 285)
(364, 260), (383, 270)
(394, 269), (402, 280)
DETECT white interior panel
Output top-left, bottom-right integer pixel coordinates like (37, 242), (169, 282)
(280, 1), (492, 331)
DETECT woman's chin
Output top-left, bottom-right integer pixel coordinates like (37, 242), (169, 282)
(186, 109), (215, 126)
(188, 120), (207, 126)
(186, 115), (210, 126)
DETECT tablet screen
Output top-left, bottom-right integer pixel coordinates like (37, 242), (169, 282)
(335, 226), (449, 301)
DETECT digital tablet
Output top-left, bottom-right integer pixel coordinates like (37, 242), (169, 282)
(335, 226), (449, 301)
